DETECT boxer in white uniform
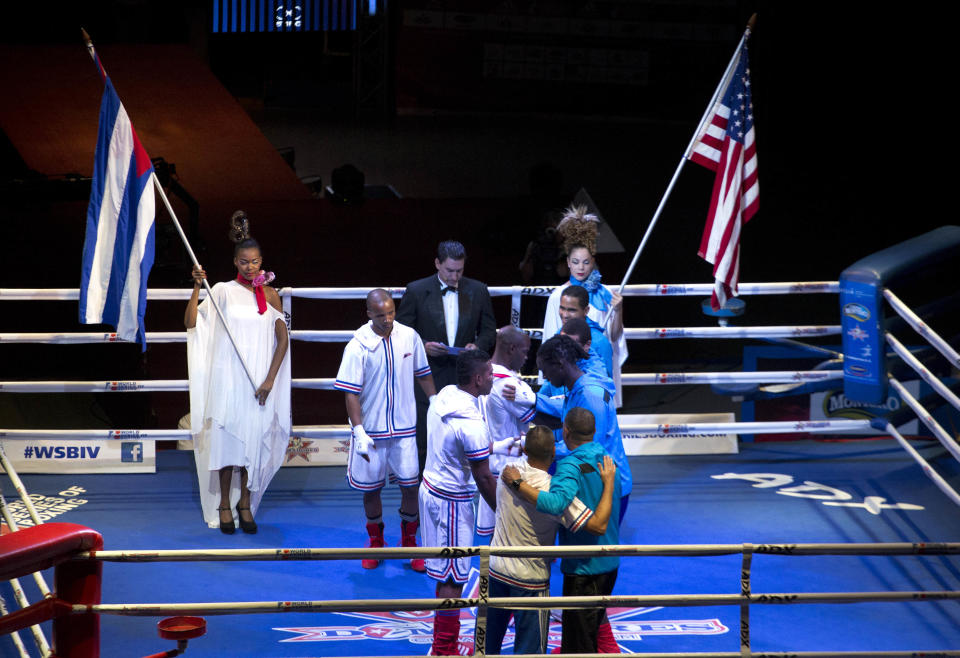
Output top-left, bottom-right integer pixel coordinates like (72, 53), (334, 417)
(477, 325), (536, 537)
(335, 289), (436, 572)
(419, 350), (498, 656)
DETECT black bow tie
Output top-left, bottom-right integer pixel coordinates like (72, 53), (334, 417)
(441, 285), (458, 296)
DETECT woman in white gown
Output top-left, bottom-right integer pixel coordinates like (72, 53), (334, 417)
(542, 205), (626, 406)
(185, 212), (290, 533)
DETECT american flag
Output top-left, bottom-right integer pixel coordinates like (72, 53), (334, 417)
(689, 36), (759, 310)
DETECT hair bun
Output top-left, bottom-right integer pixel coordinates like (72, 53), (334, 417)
(557, 204), (599, 255)
(229, 210), (251, 244)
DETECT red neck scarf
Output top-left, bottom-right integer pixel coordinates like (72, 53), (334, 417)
(236, 272), (273, 315)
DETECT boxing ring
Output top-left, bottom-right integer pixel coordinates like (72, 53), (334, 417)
(2, 228), (960, 656)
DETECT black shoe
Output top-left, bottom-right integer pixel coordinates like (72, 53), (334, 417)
(218, 506), (235, 535)
(236, 505), (257, 534)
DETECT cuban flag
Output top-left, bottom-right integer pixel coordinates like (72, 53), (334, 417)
(79, 75), (156, 350)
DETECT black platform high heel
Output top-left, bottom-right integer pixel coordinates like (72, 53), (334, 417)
(236, 505), (257, 534)
(217, 505), (235, 535)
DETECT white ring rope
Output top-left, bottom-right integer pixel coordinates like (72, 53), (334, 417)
(290, 378), (336, 390)
(616, 282), (839, 296)
(884, 288), (960, 369)
(0, 325), (843, 345)
(1, 289), (195, 301)
(0, 332), (186, 344)
(0, 282), (840, 302)
(1, 429), (192, 440)
(0, 379), (334, 392)
(0, 570), (49, 656)
(76, 542), (960, 562)
(0, 380), (191, 392)
(619, 419), (870, 436)
(887, 376), (960, 463)
(0, 593), (30, 658)
(880, 291), (960, 507)
(72, 589), (960, 617)
(885, 332), (960, 414)
(290, 427), (350, 439)
(883, 423), (960, 507)
(289, 330), (355, 342)
(0, 446), (45, 526)
(0, 419), (875, 441)
(623, 326), (840, 339)
(278, 287), (406, 300)
(620, 370), (842, 385)
(0, 370), (842, 393)
(293, 419), (872, 439)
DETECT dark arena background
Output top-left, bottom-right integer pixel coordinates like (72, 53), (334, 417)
(1, 1), (958, 657)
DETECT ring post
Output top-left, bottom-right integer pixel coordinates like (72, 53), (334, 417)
(0, 523), (103, 658)
(510, 285), (522, 328)
(54, 533), (104, 658)
(839, 226), (960, 405)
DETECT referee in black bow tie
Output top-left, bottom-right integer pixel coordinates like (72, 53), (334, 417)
(397, 240), (497, 473)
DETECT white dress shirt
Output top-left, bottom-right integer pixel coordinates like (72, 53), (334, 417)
(439, 274), (459, 346)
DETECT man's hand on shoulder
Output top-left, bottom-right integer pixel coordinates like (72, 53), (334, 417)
(582, 455), (617, 536)
(501, 464), (521, 483)
(598, 455), (615, 487)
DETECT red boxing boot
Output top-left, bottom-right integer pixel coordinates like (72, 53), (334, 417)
(362, 522), (384, 569)
(401, 519), (426, 572)
(597, 619), (620, 653)
(431, 610), (461, 655)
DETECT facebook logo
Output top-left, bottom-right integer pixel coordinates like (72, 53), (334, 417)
(121, 442), (143, 463)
